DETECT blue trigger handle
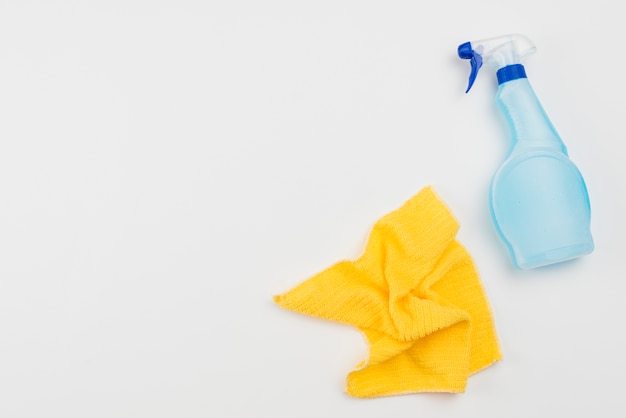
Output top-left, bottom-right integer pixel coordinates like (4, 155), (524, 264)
(458, 42), (483, 93)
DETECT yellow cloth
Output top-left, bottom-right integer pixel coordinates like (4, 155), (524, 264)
(274, 186), (501, 398)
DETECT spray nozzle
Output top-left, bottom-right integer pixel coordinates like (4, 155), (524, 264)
(458, 34), (536, 93)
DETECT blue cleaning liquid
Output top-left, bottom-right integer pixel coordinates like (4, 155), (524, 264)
(491, 69), (594, 269)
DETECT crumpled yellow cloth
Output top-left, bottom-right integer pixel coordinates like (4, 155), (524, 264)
(274, 186), (501, 397)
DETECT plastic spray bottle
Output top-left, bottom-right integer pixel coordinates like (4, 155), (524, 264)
(458, 34), (594, 269)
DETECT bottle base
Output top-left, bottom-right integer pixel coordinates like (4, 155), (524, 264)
(512, 241), (594, 270)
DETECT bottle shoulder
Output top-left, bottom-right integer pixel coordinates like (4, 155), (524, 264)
(493, 148), (582, 190)
(497, 147), (570, 166)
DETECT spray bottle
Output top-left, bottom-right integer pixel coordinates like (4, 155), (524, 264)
(458, 34), (594, 269)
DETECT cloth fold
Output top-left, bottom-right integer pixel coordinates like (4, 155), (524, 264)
(274, 186), (501, 397)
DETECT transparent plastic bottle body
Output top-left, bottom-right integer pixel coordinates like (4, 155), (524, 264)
(490, 78), (594, 269)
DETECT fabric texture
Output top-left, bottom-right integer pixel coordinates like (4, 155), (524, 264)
(274, 186), (501, 397)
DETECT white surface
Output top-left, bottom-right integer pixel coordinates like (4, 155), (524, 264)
(0, 1), (624, 417)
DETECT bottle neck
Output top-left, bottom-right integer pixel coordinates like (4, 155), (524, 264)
(495, 66), (567, 155)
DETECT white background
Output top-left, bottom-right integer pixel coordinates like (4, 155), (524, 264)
(0, 1), (624, 417)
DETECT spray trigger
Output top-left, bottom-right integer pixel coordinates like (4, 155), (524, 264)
(458, 42), (483, 93)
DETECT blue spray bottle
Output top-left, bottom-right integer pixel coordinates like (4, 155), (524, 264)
(458, 34), (594, 269)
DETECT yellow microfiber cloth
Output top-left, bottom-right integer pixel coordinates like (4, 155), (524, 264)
(274, 186), (501, 398)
